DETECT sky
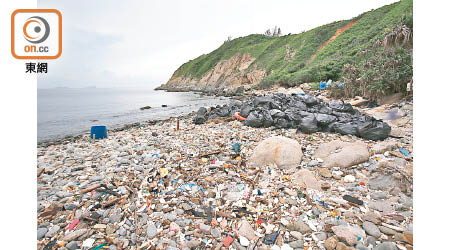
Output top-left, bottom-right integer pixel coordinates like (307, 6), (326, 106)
(37, 0), (399, 89)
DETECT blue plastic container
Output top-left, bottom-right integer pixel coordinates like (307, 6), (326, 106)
(319, 81), (327, 90)
(90, 126), (107, 139)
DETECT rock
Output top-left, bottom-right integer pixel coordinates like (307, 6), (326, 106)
(362, 212), (381, 225)
(308, 160), (319, 167)
(290, 231), (303, 240)
(63, 229), (88, 241)
(64, 203), (78, 210)
(199, 223), (211, 233)
(331, 225), (366, 246)
(146, 222), (157, 239)
(324, 236), (338, 250)
(379, 226), (396, 235)
(344, 175), (356, 183)
(318, 168), (332, 178)
(239, 236), (250, 246)
(371, 191), (388, 200)
(315, 140), (369, 168)
(249, 136), (303, 170)
(66, 241), (79, 250)
(368, 175), (399, 191)
(45, 225), (60, 238)
(37, 227), (48, 240)
(292, 169), (322, 190)
(118, 226), (127, 236)
(366, 236), (377, 247)
(336, 242), (350, 250)
(288, 239), (304, 249)
(373, 242), (398, 250)
(287, 220), (312, 234)
(211, 228), (221, 238)
(371, 141), (397, 154)
(362, 221), (381, 238)
(238, 219), (257, 240)
(109, 213), (123, 224)
(185, 240), (202, 249)
(356, 244), (370, 250)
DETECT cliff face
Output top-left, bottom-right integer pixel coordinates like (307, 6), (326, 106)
(159, 53), (266, 91)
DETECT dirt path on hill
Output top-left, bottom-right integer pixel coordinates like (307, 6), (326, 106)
(308, 19), (358, 62)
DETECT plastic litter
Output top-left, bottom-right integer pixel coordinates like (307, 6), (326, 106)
(91, 243), (106, 250)
(66, 218), (79, 231)
(263, 231), (279, 245)
(343, 195), (364, 205)
(223, 235), (234, 247)
(90, 126), (107, 139)
(399, 148), (410, 157)
(232, 142), (242, 154)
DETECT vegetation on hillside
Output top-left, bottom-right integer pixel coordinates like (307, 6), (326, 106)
(170, 0), (412, 99)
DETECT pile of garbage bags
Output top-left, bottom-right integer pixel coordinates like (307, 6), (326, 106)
(193, 93), (391, 140)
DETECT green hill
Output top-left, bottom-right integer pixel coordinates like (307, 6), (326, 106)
(159, 0), (412, 99)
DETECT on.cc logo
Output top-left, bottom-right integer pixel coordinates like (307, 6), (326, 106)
(23, 16), (50, 44)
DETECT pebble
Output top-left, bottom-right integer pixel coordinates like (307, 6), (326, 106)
(37, 227), (47, 240)
(146, 222), (157, 238)
(66, 241), (79, 250)
(288, 239), (304, 248)
(324, 236), (338, 250)
(45, 225), (60, 238)
(373, 242), (398, 250)
(363, 221), (382, 238)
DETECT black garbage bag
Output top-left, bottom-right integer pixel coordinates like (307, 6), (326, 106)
(269, 109), (285, 119)
(333, 122), (359, 136)
(274, 118), (292, 128)
(245, 109), (273, 128)
(315, 113), (337, 125)
(289, 99), (308, 110)
(193, 107), (208, 124)
(300, 95), (320, 106)
(253, 96), (281, 110)
(240, 105), (253, 118)
(328, 100), (354, 113)
(284, 108), (303, 122)
(298, 113), (319, 133)
(358, 120), (391, 140)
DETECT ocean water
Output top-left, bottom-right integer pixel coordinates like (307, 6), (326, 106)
(37, 87), (229, 142)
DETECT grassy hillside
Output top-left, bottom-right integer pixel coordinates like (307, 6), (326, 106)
(171, 0), (412, 93)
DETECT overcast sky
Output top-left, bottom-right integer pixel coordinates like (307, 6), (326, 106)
(37, 0), (398, 89)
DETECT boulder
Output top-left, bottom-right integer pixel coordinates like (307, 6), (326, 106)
(249, 136), (303, 170)
(292, 169), (322, 190)
(314, 140), (369, 168)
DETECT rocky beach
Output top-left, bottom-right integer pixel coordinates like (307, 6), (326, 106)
(36, 86), (413, 250)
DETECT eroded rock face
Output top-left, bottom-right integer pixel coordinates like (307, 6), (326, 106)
(249, 136), (303, 170)
(315, 140), (370, 168)
(161, 53), (266, 91)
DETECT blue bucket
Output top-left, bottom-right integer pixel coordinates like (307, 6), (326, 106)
(90, 126), (107, 139)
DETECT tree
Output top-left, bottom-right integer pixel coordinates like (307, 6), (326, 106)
(277, 27), (281, 36)
(264, 29), (271, 36)
(271, 26), (278, 37)
(224, 36), (232, 43)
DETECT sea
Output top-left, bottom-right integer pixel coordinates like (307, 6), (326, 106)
(37, 87), (229, 142)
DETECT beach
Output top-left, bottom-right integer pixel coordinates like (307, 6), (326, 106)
(37, 87), (413, 250)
